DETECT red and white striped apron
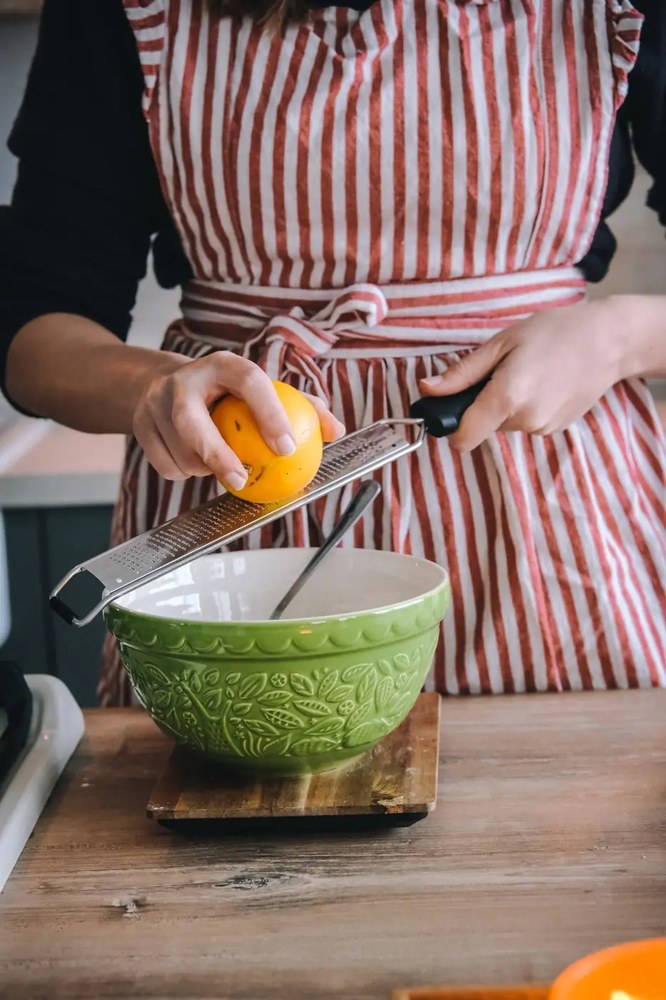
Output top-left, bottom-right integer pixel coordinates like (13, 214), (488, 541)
(102, 0), (666, 705)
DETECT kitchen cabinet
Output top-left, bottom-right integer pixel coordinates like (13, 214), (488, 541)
(0, 423), (124, 706)
(0, 506), (114, 707)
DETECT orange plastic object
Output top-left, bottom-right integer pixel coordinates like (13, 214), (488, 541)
(211, 381), (323, 504)
(549, 939), (666, 1000)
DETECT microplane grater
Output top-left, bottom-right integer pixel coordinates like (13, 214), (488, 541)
(49, 418), (425, 627)
(49, 378), (489, 627)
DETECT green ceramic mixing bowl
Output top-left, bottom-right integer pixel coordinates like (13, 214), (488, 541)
(105, 548), (450, 776)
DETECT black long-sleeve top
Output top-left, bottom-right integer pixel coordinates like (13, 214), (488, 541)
(0, 0), (664, 400)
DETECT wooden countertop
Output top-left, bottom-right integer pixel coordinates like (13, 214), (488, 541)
(1, 691), (664, 998)
(0, 0), (42, 11)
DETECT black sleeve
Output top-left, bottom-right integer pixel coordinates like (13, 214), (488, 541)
(579, 1), (666, 281)
(0, 0), (172, 406)
(624, 0), (666, 227)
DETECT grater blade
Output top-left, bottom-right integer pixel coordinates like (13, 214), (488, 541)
(49, 418), (425, 627)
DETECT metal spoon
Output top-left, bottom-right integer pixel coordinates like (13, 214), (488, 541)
(269, 479), (382, 621)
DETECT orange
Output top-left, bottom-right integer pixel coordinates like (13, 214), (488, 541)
(211, 380), (323, 504)
(549, 939), (666, 1000)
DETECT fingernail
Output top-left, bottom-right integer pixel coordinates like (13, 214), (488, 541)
(275, 434), (296, 456)
(226, 471), (248, 491)
(421, 376), (445, 388)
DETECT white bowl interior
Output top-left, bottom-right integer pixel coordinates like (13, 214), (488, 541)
(112, 548), (447, 624)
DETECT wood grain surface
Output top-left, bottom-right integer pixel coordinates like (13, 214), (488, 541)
(147, 692), (440, 822)
(0, 0), (42, 12)
(1, 690), (664, 999)
(392, 989), (549, 1000)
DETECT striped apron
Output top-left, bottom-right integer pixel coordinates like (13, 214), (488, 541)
(102, 0), (666, 705)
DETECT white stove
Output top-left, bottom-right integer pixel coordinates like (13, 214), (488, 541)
(0, 674), (84, 892)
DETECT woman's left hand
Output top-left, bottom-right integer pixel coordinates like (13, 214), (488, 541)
(419, 297), (643, 452)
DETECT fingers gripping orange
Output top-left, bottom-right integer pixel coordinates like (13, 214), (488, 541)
(211, 381), (323, 503)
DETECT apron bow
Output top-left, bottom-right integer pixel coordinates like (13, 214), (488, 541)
(243, 284), (389, 403)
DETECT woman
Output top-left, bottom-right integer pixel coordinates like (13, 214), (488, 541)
(0, 0), (664, 703)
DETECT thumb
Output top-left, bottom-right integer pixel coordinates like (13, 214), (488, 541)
(419, 340), (502, 396)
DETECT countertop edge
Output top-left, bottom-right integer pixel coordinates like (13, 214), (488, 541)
(0, 472), (120, 509)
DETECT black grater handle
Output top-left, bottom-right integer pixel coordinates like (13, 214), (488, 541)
(409, 377), (490, 438)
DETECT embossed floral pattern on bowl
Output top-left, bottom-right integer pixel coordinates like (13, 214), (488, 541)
(105, 548), (450, 775)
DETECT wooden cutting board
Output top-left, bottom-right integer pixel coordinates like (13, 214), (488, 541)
(147, 691), (440, 830)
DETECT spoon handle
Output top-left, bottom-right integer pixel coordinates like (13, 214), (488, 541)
(269, 479), (382, 621)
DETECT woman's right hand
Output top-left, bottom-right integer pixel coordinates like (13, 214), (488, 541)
(133, 350), (345, 488)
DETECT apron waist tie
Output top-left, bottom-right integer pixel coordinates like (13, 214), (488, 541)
(178, 267), (587, 401)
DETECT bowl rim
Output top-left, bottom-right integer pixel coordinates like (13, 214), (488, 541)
(107, 548), (450, 628)
(548, 938), (666, 998)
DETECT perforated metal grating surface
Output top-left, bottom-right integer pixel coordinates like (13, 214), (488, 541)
(83, 422), (416, 592)
(106, 495), (267, 577)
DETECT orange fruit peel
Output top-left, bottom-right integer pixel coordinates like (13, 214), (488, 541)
(211, 380), (323, 504)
